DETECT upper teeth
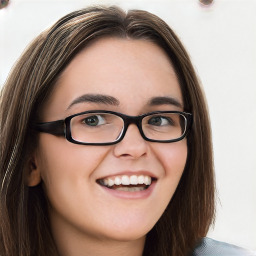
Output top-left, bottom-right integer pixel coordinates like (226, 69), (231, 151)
(101, 175), (152, 187)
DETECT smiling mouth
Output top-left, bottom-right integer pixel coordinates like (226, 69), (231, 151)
(97, 174), (156, 192)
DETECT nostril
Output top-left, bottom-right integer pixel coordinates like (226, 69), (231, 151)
(113, 136), (148, 159)
(112, 123), (148, 158)
(199, 0), (214, 6)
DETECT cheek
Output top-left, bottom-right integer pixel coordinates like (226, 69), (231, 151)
(36, 135), (109, 197)
(150, 140), (187, 202)
(153, 139), (188, 177)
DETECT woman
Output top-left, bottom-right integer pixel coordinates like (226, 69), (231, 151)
(0, 6), (254, 256)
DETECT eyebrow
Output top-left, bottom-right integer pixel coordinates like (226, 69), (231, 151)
(148, 96), (183, 108)
(67, 94), (182, 110)
(67, 94), (120, 110)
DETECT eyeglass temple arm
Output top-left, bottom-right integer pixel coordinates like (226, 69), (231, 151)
(32, 120), (65, 136)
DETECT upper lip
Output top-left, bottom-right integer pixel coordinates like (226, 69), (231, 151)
(96, 170), (158, 181)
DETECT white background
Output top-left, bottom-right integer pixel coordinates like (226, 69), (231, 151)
(0, 0), (255, 250)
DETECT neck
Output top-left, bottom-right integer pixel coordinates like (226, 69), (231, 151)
(59, 238), (145, 256)
(55, 233), (145, 256)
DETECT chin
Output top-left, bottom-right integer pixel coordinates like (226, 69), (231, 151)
(98, 218), (155, 242)
(103, 229), (148, 242)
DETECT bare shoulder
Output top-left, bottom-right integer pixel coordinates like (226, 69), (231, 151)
(192, 237), (256, 256)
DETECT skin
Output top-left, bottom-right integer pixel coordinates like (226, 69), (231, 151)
(28, 38), (188, 256)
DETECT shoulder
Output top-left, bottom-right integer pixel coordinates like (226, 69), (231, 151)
(191, 237), (256, 256)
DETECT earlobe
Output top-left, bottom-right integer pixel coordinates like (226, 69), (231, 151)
(26, 156), (42, 187)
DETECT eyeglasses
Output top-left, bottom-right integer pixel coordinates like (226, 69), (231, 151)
(33, 110), (193, 145)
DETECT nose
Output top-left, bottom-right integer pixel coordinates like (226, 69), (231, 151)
(113, 124), (148, 159)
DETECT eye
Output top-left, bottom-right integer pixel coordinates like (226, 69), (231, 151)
(82, 115), (106, 126)
(148, 116), (174, 126)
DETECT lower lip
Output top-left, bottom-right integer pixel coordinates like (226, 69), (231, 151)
(98, 181), (157, 199)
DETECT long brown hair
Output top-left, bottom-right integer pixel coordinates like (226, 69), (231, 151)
(0, 6), (215, 256)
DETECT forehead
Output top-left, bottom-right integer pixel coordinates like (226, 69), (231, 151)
(42, 38), (183, 119)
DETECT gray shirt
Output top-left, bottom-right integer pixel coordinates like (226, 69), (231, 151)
(192, 238), (256, 256)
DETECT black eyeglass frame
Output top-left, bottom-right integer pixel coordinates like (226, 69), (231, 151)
(33, 110), (193, 146)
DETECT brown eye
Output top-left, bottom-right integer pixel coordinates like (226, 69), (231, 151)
(0, 0), (9, 9)
(84, 116), (99, 126)
(148, 116), (173, 126)
(82, 115), (106, 127)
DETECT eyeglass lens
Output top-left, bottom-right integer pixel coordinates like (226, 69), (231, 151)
(70, 112), (187, 144)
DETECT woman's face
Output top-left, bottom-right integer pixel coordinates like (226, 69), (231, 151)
(31, 38), (187, 244)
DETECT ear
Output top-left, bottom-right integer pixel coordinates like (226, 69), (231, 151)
(26, 154), (42, 187)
